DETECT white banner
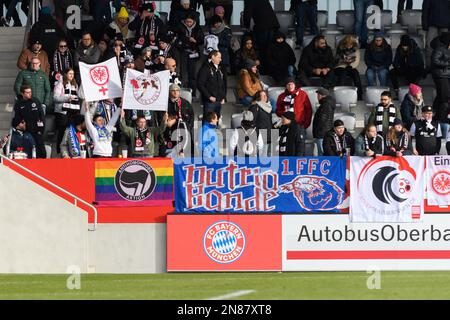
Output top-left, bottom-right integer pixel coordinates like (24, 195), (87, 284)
(350, 156), (425, 222)
(283, 215), (450, 271)
(122, 69), (170, 111)
(79, 58), (122, 102)
(426, 156), (450, 206)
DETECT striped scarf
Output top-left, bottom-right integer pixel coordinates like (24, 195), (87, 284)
(53, 51), (73, 74)
(363, 134), (384, 155)
(375, 105), (396, 134)
(62, 84), (79, 111)
(386, 131), (409, 151)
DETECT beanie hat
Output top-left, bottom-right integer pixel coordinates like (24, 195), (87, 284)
(245, 59), (257, 69)
(400, 35), (411, 47)
(409, 83), (422, 96)
(11, 116), (24, 128)
(141, 0), (156, 12)
(374, 31), (385, 39)
(393, 118), (403, 126)
(282, 111), (296, 121)
(334, 119), (345, 128)
(40, 6), (51, 16)
(117, 7), (129, 19)
(209, 14), (223, 26)
(215, 6), (225, 15)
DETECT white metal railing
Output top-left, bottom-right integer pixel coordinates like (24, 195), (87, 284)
(0, 154), (98, 231)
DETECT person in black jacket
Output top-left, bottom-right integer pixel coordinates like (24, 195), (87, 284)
(169, 0), (200, 27)
(299, 35), (335, 88)
(197, 50), (227, 120)
(243, 0), (280, 55)
(430, 33), (450, 124)
(266, 31), (297, 85)
(312, 88), (335, 156)
(249, 90), (273, 155)
(410, 105), (443, 155)
(323, 119), (355, 157)
(167, 83), (195, 132)
(364, 32), (392, 87)
(390, 35), (425, 93)
(5, 117), (36, 159)
(422, 0), (450, 68)
(400, 83), (424, 130)
(355, 124), (385, 157)
(278, 111), (305, 156)
(13, 85), (46, 159)
(176, 13), (204, 97)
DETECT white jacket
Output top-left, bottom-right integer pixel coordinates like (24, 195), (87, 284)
(85, 108), (120, 157)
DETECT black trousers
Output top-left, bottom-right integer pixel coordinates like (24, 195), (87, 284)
(433, 76), (450, 122)
(334, 67), (363, 99)
(55, 113), (68, 154)
(180, 54), (199, 96)
(389, 67), (423, 90)
(447, 141), (450, 155)
(397, 0), (413, 18)
(31, 132), (46, 159)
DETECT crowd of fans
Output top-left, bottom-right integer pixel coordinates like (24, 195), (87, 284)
(0, 0), (449, 160)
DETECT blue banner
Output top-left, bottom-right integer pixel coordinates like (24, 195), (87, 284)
(174, 157), (347, 213)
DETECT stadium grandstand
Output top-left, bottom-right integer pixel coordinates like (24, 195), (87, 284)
(0, 0), (450, 302)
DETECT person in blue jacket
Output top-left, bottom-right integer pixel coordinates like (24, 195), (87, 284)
(199, 110), (219, 159)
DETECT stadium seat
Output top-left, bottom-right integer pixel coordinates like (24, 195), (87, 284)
(302, 34), (315, 48)
(365, 86), (390, 108)
(333, 86), (358, 113)
(159, 12), (168, 25)
(268, 87), (284, 105)
(43, 114), (56, 143)
(231, 113), (243, 129)
(301, 86), (320, 112)
(336, 10), (355, 34)
(180, 87), (192, 104)
(400, 9), (422, 34)
(275, 11), (295, 36)
(260, 75), (276, 87)
(317, 11), (328, 33)
(334, 112), (357, 133)
(398, 86), (409, 102)
(380, 10), (393, 31)
(410, 34), (425, 50)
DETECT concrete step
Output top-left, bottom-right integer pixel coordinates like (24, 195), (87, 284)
(0, 27), (26, 35)
(0, 78), (18, 87)
(0, 94), (16, 103)
(0, 52), (21, 60)
(0, 34), (25, 43)
(0, 68), (19, 77)
(0, 42), (25, 51)
(0, 86), (15, 95)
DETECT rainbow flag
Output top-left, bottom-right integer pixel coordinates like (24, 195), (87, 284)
(95, 158), (174, 207)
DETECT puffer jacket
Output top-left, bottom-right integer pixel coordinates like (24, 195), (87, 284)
(431, 45), (450, 78)
(14, 67), (52, 106)
(237, 69), (263, 99)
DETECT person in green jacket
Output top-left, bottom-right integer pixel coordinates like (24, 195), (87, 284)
(14, 57), (52, 111)
(120, 108), (167, 158)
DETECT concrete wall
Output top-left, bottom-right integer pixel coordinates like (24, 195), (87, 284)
(0, 165), (88, 273)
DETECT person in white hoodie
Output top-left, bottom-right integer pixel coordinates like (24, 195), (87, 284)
(84, 102), (121, 158)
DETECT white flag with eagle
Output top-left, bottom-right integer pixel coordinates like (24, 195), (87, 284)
(123, 69), (170, 111)
(79, 58), (123, 102)
(426, 156), (450, 206)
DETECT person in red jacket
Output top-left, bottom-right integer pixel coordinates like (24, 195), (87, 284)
(275, 77), (313, 129)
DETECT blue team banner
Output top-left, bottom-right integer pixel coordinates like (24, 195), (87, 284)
(174, 157), (347, 213)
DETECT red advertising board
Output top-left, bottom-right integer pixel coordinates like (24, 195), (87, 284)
(167, 214), (282, 271)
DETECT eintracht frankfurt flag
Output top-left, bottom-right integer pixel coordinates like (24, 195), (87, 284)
(350, 156), (425, 222)
(426, 156), (450, 206)
(79, 58), (123, 102)
(123, 69), (170, 111)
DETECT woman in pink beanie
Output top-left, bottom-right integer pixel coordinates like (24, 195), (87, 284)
(400, 83), (424, 130)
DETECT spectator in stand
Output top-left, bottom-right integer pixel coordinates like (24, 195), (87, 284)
(229, 110), (263, 157)
(84, 102), (121, 158)
(276, 78), (312, 131)
(390, 35), (425, 96)
(353, 0), (373, 48)
(278, 111), (305, 156)
(129, 0), (165, 54)
(120, 108), (166, 158)
(237, 59), (263, 106)
(135, 47), (154, 74)
(4, 117), (36, 159)
(334, 35), (363, 100)
(312, 88), (335, 156)
(160, 113), (191, 158)
(176, 13), (204, 98)
(152, 33), (179, 72)
(13, 85), (46, 158)
(430, 33), (450, 129)
(291, 0), (318, 48)
(29, 7), (66, 58)
(323, 119), (355, 157)
(14, 57), (52, 110)
(167, 83), (195, 133)
(199, 110), (220, 159)
(299, 35), (335, 88)
(0, 0), (21, 27)
(234, 35), (260, 72)
(106, 33), (132, 71)
(51, 39), (74, 87)
(422, 0), (450, 69)
(74, 31), (102, 81)
(169, 0), (200, 27)
(266, 31), (297, 86)
(384, 118), (413, 156)
(400, 83), (424, 130)
(90, 0), (121, 25)
(208, 15), (232, 72)
(243, 0), (280, 55)
(165, 57), (183, 86)
(368, 91), (402, 135)
(197, 50), (227, 121)
(365, 32), (392, 87)
(410, 105), (443, 155)
(17, 38), (51, 77)
(109, 6), (136, 44)
(249, 90), (273, 155)
(53, 68), (80, 154)
(210, 1), (233, 25)
(355, 124), (385, 157)
(60, 114), (91, 158)
(397, 0), (413, 22)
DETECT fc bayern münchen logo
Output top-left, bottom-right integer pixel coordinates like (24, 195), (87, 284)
(114, 160), (156, 201)
(203, 221), (246, 264)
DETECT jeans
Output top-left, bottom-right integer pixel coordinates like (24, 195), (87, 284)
(440, 122), (449, 141)
(288, 65), (295, 78)
(315, 138), (324, 156)
(366, 67), (389, 86)
(397, 0), (413, 18)
(240, 96), (254, 106)
(203, 101), (222, 120)
(353, 0), (373, 46)
(295, 1), (318, 44)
